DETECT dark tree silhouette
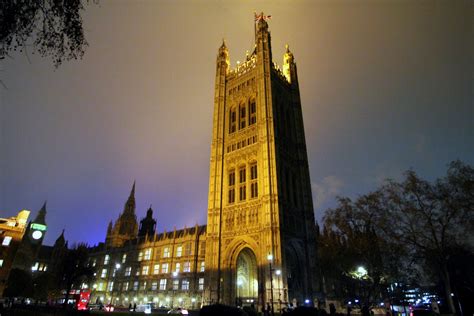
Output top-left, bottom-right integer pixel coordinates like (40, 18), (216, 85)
(4, 268), (34, 298)
(1, 0), (93, 67)
(320, 161), (473, 314)
(59, 243), (95, 307)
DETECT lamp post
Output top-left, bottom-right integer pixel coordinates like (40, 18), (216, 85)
(275, 269), (282, 314)
(267, 254), (275, 316)
(109, 263), (121, 305)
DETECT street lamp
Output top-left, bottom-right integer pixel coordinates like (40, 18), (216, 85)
(267, 254), (275, 316)
(275, 269), (282, 314)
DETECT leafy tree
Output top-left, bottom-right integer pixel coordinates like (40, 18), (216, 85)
(1, 0), (93, 67)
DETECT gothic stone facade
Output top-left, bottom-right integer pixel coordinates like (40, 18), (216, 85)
(205, 17), (317, 308)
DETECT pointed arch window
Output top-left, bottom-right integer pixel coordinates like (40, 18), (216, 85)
(249, 99), (256, 125)
(230, 107), (237, 134)
(239, 103), (247, 129)
(228, 169), (236, 204)
(250, 162), (258, 198)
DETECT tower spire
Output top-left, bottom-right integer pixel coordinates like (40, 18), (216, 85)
(34, 201), (47, 224)
(123, 181), (136, 215)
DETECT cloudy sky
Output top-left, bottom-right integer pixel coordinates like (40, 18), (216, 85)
(1, 0), (472, 246)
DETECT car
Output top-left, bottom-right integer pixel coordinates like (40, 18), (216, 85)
(168, 307), (189, 315)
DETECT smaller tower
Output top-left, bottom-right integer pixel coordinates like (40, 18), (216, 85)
(11, 202), (48, 271)
(106, 182), (139, 247)
(138, 206), (157, 238)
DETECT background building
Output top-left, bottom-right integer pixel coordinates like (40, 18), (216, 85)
(0, 209), (30, 296)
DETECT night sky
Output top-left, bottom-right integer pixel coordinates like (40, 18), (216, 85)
(1, 1), (473, 246)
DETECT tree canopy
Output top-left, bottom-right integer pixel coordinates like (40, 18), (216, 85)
(319, 160), (474, 313)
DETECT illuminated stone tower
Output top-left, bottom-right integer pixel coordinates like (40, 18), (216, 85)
(205, 14), (317, 309)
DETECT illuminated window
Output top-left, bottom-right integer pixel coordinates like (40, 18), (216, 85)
(183, 262), (191, 272)
(138, 251), (143, 261)
(101, 268), (107, 278)
(175, 262), (181, 273)
(2, 236), (12, 246)
(198, 278), (205, 291)
(141, 281), (147, 290)
(200, 261), (205, 272)
(182, 279), (190, 291)
(249, 100), (256, 125)
(32, 262), (39, 271)
(159, 279), (167, 290)
(163, 247), (170, 258)
(239, 185), (246, 201)
(0, 259), (4, 267)
(123, 282), (129, 291)
(122, 254), (127, 263)
(153, 264), (160, 275)
(230, 107), (237, 133)
(239, 103), (246, 129)
(92, 259), (97, 267)
(173, 279), (179, 290)
(144, 248), (152, 260)
(104, 254), (110, 265)
(151, 281), (158, 291)
(107, 281), (113, 292)
(98, 282), (104, 291)
(133, 281), (139, 291)
(162, 263), (169, 274)
(142, 266), (149, 275)
(176, 246), (182, 257)
(125, 266), (131, 276)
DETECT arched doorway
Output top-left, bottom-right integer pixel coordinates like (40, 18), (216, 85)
(236, 248), (258, 304)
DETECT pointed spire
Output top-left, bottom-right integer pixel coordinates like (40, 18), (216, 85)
(54, 229), (66, 247)
(34, 201), (47, 224)
(107, 221), (113, 234)
(123, 181), (136, 215)
(131, 180), (136, 198)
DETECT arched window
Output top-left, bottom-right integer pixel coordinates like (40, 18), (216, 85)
(239, 103), (246, 129)
(229, 107), (237, 134)
(249, 99), (256, 125)
(250, 162), (258, 198)
(228, 169), (236, 204)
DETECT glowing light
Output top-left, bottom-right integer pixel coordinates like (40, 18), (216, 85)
(115, 263), (121, 269)
(166, 297), (170, 302)
(267, 254), (273, 261)
(305, 299), (310, 304)
(357, 266), (367, 275)
(191, 298), (196, 302)
(275, 269), (281, 276)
